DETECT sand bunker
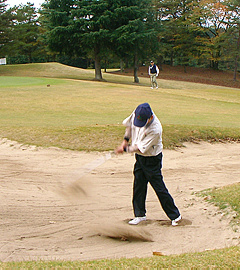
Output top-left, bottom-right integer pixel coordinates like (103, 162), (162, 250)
(0, 138), (239, 261)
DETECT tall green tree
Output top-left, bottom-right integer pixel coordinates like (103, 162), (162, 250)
(73, 0), (113, 80)
(8, 3), (41, 62)
(42, 0), (157, 81)
(42, 0), (111, 80)
(112, 0), (158, 82)
(0, 0), (12, 57)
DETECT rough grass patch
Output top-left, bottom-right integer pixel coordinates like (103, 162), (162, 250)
(1, 125), (240, 152)
(197, 183), (240, 227)
(0, 246), (239, 268)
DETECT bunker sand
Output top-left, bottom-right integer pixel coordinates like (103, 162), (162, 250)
(0, 138), (239, 262)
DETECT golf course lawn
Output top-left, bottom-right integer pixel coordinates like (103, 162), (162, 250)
(0, 64), (239, 151)
(0, 63), (239, 267)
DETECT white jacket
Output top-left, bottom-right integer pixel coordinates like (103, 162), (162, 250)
(123, 111), (163, 156)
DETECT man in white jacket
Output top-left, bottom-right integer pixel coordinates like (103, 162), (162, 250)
(148, 60), (159, 89)
(115, 103), (181, 225)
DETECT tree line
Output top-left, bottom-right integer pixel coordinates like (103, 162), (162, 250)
(0, 0), (239, 81)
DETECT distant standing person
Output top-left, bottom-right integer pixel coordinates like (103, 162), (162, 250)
(115, 103), (181, 226)
(149, 60), (159, 89)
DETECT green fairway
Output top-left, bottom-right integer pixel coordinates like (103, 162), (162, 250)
(0, 76), (63, 87)
(0, 64), (240, 150)
(2, 78), (240, 128)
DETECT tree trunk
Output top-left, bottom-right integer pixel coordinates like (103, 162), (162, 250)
(170, 54), (174, 66)
(94, 46), (103, 80)
(234, 55), (239, 81)
(233, 29), (240, 81)
(28, 53), (32, 63)
(125, 57), (129, 68)
(120, 59), (124, 73)
(210, 60), (218, 70)
(104, 59), (107, 73)
(157, 55), (163, 71)
(133, 53), (139, 83)
(184, 64), (187, 73)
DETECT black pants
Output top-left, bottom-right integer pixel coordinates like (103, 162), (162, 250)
(133, 153), (180, 220)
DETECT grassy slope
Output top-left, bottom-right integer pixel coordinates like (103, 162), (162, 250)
(0, 62), (137, 85)
(1, 62), (240, 88)
(0, 63), (240, 151)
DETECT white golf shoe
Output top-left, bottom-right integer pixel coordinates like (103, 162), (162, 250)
(172, 215), (182, 226)
(128, 216), (146, 225)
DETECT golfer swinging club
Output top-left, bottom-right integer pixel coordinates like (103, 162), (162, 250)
(115, 103), (181, 225)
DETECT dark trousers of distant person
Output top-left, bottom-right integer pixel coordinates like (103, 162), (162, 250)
(132, 152), (180, 220)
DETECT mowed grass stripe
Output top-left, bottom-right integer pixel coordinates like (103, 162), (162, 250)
(0, 76), (64, 87)
(0, 76), (240, 150)
(0, 78), (239, 126)
(0, 63), (239, 151)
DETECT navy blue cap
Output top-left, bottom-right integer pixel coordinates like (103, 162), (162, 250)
(134, 103), (153, 127)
